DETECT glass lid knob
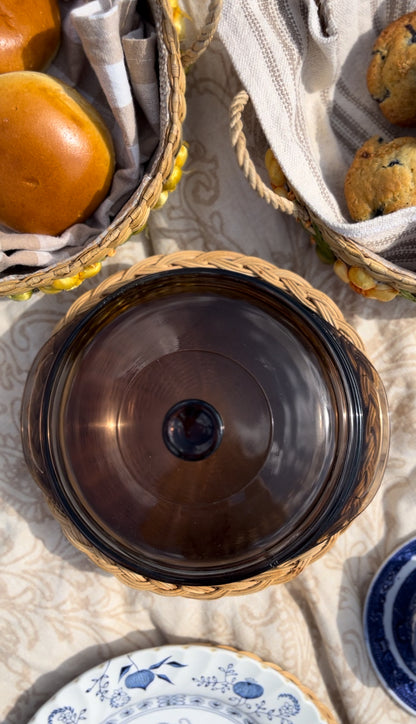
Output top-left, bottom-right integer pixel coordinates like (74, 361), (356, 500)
(162, 398), (224, 461)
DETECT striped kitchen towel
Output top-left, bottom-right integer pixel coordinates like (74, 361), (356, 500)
(219, 0), (416, 269)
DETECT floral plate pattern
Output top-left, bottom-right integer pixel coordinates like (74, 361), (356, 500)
(364, 536), (416, 715)
(28, 645), (328, 724)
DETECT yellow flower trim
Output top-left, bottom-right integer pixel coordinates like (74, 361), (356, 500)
(170, 0), (190, 41)
(175, 142), (189, 169)
(79, 261), (102, 280)
(163, 165), (183, 191)
(265, 149), (285, 190)
(39, 262), (103, 295)
(333, 259), (398, 301)
(8, 290), (34, 301)
(156, 142), (188, 205)
(154, 190), (169, 209)
(264, 148), (294, 199)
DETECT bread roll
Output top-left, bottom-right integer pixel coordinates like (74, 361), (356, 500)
(0, 71), (115, 236)
(0, 0), (61, 73)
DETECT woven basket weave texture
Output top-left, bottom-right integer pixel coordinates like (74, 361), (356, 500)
(33, 249), (383, 602)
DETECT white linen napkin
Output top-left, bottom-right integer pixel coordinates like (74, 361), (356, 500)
(219, 0), (416, 270)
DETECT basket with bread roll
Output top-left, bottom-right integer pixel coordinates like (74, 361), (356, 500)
(225, 2), (416, 303)
(0, 0), (221, 300)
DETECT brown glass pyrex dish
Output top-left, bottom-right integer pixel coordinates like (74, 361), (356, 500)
(21, 252), (390, 599)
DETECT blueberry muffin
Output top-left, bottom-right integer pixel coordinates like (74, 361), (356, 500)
(367, 11), (416, 125)
(344, 135), (416, 221)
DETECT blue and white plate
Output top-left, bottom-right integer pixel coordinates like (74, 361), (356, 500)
(364, 536), (416, 716)
(29, 644), (330, 723)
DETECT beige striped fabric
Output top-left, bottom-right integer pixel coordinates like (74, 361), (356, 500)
(219, 0), (416, 270)
(0, 0), (160, 273)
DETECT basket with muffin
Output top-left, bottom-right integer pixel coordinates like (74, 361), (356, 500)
(0, 0), (221, 300)
(227, 3), (416, 302)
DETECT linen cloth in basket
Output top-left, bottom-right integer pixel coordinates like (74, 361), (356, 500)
(219, 0), (416, 270)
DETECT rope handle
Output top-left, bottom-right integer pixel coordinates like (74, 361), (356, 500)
(179, 0), (222, 70)
(229, 90), (312, 226)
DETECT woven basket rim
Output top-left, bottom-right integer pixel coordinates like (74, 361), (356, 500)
(55, 249), (366, 349)
(24, 249), (385, 601)
(229, 89), (416, 296)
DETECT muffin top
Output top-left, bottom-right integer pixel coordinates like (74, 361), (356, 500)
(344, 135), (416, 221)
(367, 11), (416, 126)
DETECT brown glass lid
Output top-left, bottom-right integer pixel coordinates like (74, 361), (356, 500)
(23, 269), (387, 585)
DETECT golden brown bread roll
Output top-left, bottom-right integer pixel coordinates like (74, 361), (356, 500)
(0, 0), (61, 73)
(0, 71), (115, 236)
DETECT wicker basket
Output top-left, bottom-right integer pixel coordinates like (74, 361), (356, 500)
(229, 90), (416, 303)
(29, 249), (387, 601)
(1, 0), (222, 301)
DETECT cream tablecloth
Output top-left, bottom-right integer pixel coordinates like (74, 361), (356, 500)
(2, 25), (416, 724)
